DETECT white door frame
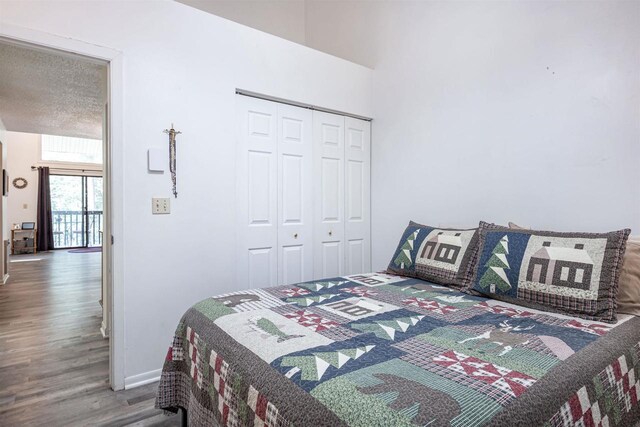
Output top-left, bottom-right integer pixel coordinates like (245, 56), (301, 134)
(0, 23), (126, 390)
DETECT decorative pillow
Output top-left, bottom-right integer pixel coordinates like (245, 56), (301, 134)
(470, 221), (630, 323)
(508, 221), (527, 230)
(508, 222), (640, 317)
(387, 221), (480, 290)
(616, 238), (640, 316)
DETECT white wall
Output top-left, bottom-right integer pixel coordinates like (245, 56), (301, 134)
(4, 132), (39, 230)
(368, 1), (640, 269)
(0, 0), (372, 385)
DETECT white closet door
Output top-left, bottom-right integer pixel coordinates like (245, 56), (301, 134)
(345, 117), (371, 275)
(237, 96), (278, 289)
(313, 111), (345, 279)
(277, 104), (313, 285)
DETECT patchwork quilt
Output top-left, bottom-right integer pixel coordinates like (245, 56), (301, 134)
(156, 272), (640, 427)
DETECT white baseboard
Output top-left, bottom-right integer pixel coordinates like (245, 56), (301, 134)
(124, 368), (162, 389)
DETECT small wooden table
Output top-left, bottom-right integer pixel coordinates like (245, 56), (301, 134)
(11, 229), (37, 255)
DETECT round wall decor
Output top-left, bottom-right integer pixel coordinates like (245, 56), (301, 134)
(12, 177), (28, 189)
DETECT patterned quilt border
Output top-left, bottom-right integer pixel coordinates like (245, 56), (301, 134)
(487, 316), (640, 426)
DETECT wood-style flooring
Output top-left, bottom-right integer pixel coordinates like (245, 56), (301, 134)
(0, 251), (179, 426)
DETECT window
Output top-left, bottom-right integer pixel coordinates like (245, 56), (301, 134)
(41, 134), (103, 164)
(49, 175), (103, 248)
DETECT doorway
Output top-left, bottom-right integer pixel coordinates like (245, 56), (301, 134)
(0, 32), (120, 403)
(50, 174), (104, 249)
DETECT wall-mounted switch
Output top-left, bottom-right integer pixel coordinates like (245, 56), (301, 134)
(148, 148), (165, 172)
(152, 197), (170, 214)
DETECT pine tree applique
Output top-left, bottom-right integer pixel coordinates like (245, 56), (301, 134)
(286, 294), (339, 307)
(351, 315), (425, 340)
(299, 280), (349, 291)
(479, 235), (512, 292)
(394, 230), (420, 268)
(281, 345), (375, 381)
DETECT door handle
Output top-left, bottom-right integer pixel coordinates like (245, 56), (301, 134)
(329, 230), (333, 236)
(294, 233), (298, 239)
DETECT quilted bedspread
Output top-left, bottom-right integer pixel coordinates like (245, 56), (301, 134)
(156, 272), (640, 426)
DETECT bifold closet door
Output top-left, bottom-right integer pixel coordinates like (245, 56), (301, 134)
(313, 111), (345, 279)
(345, 117), (371, 275)
(237, 96), (278, 289)
(237, 96), (313, 289)
(277, 104), (313, 286)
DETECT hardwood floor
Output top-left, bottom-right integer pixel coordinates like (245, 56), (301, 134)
(0, 251), (179, 426)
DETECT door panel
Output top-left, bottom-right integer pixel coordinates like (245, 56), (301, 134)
(313, 111), (345, 279)
(321, 241), (342, 278)
(277, 104), (313, 285)
(321, 124), (341, 146)
(248, 152), (273, 224)
(281, 154), (302, 223)
(321, 158), (340, 221)
(347, 126), (364, 150)
(282, 118), (303, 142)
(237, 96), (278, 289)
(248, 247), (276, 289)
(347, 239), (365, 275)
(281, 244), (304, 285)
(248, 111), (273, 138)
(345, 117), (371, 275)
(346, 160), (364, 221)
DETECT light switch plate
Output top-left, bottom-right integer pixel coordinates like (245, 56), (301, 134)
(148, 148), (165, 172)
(152, 197), (170, 214)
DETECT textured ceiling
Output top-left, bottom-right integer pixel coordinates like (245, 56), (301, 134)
(0, 41), (107, 139)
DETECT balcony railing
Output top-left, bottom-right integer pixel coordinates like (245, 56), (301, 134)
(52, 210), (103, 248)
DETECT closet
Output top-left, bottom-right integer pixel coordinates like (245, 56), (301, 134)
(236, 95), (371, 289)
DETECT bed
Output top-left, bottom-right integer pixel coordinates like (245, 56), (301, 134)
(155, 271), (640, 426)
